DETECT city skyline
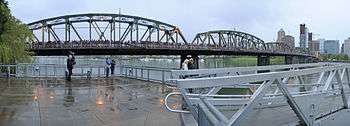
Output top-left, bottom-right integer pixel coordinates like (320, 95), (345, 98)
(8, 0), (350, 44)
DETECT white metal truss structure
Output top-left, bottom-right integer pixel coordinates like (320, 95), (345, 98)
(165, 63), (350, 126)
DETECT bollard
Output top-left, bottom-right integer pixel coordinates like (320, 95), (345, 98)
(135, 68), (138, 79)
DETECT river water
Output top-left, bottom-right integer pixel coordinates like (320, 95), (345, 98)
(34, 55), (262, 68)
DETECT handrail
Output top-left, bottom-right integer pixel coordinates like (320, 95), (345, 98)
(170, 63), (328, 79)
(168, 63), (350, 125)
(164, 92), (191, 113)
(1, 64), (174, 82)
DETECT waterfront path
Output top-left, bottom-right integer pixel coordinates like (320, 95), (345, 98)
(0, 77), (181, 126)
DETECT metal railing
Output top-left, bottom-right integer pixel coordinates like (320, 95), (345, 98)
(0, 64), (176, 84)
(169, 63), (329, 80)
(119, 65), (178, 84)
(165, 63), (350, 126)
(0, 64), (17, 77)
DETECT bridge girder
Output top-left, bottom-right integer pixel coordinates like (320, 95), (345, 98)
(28, 13), (187, 44)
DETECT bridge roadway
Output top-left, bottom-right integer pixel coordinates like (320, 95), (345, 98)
(29, 41), (312, 57)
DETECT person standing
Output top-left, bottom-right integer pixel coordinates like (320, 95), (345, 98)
(111, 59), (116, 75)
(66, 51), (76, 81)
(105, 58), (111, 77)
(182, 59), (189, 70)
(187, 58), (195, 70)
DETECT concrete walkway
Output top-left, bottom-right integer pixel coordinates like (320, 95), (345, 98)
(0, 77), (181, 126)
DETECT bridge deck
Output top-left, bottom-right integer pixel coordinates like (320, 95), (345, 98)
(29, 42), (313, 57)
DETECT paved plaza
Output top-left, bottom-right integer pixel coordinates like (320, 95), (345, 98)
(0, 77), (182, 126)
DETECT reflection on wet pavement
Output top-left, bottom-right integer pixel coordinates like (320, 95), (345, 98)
(0, 77), (181, 126)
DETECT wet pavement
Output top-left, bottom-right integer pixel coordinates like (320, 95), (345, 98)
(0, 77), (182, 126)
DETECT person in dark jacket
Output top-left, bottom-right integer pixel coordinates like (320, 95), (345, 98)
(66, 51), (76, 81)
(187, 58), (195, 70)
(105, 58), (111, 77)
(111, 59), (116, 75)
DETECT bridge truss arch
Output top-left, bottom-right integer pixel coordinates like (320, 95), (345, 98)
(28, 13), (187, 45)
(192, 30), (267, 51)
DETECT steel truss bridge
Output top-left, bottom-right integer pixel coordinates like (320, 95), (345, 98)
(166, 63), (350, 126)
(27, 13), (313, 57)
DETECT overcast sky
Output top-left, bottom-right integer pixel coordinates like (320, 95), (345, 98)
(8, 0), (350, 45)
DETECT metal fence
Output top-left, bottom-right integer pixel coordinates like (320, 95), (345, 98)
(0, 63), (176, 84)
(120, 65), (177, 84)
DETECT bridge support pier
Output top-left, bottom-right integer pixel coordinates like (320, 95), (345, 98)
(285, 56), (299, 64)
(306, 57), (315, 63)
(180, 55), (199, 69)
(298, 56), (307, 64)
(257, 55), (270, 66)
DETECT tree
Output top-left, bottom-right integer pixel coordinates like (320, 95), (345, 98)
(0, 0), (33, 64)
(0, 0), (9, 36)
(320, 54), (349, 61)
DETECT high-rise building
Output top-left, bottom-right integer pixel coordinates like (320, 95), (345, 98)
(309, 40), (320, 52)
(319, 39), (326, 54)
(308, 33), (313, 42)
(299, 24), (309, 48)
(276, 28), (294, 47)
(309, 40), (320, 57)
(322, 40), (340, 54)
(343, 38), (350, 56)
(284, 35), (295, 47)
(277, 29), (285, 43)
